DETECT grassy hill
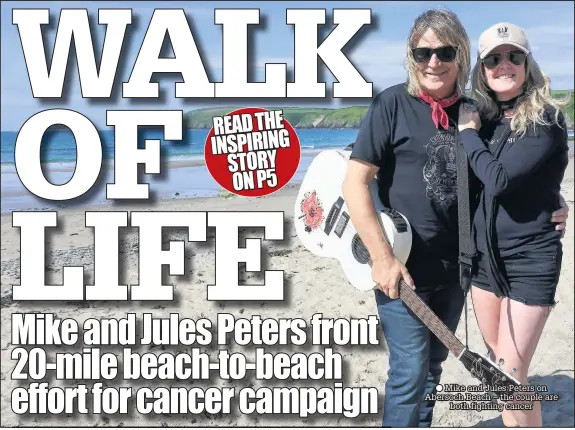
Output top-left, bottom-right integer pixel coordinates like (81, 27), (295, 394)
(183, 90), (574, 129)
(183, 106), (368, 129)
(552, 90), (574, 126)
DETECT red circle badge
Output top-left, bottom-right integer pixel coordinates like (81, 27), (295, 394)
(204, 108), (300, 197)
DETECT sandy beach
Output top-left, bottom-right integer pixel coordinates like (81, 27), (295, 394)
(0, 156), (573, 427)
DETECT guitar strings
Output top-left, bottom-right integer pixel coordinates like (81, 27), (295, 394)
(327, 209), (519, 389)
(337, 214), (465, 349)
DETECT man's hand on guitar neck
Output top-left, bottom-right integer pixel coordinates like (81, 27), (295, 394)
(372, 254), (415, 299)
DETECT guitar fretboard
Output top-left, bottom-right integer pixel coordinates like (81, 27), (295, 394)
(398, 280), (465, 357)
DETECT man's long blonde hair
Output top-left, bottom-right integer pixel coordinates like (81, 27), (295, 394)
(405, 9), (471, 98)
(471, 54), (570, 137)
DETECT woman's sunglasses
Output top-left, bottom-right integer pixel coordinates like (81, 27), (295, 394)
(411, 46), (458, 63)
(482, 50), (527, 69)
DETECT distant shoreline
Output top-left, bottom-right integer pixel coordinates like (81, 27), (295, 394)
(2, 143), (573, 169)
(1, 150), (573, 214)
(1, 135), (573, 168)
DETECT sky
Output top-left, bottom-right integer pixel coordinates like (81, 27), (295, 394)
(1, 0), (574, 131)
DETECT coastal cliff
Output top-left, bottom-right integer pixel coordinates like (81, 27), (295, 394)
(183, 106), (368, 129)
(183, 90), (574, 129)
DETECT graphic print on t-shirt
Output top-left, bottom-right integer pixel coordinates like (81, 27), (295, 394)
(423, 128), (457, 205)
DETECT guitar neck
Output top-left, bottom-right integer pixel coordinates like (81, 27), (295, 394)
(398, 280), (465, 357)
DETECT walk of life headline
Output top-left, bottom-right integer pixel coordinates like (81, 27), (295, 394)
(5, 6), (386, 422)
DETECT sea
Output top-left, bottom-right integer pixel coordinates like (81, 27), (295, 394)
(0, 128), (359, 211)
(1, 128), (573, 212)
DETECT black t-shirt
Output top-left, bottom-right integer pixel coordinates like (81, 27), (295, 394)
(350, 83), (462, 288)
(460, 109), (569, 256)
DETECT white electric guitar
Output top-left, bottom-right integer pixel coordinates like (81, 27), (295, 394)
(294, 149), (521, 392)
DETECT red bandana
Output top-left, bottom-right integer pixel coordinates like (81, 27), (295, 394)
(418, 91), (460, 129)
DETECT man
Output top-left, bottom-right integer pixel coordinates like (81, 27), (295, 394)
(342, 9), (568, 427)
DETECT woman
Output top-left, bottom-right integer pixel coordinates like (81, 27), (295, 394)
(458, 22), (569, 427)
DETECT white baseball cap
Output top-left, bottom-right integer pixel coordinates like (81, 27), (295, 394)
(478, 22), (531, 59)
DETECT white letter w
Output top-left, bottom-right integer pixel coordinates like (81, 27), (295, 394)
(12, 9), (131, 98)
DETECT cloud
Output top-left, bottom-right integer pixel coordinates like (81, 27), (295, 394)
(252, 57), (294, 71)
(359, 1), (424, 6)
(129, 5), (216, 17)
(534, 59), (574, 77)
(346, 38), (409, 86)
(523, 24), (574, 38)
(250, 38), (409, 91)
(526, 25), (574, 51)
(522, 23), (574, 86)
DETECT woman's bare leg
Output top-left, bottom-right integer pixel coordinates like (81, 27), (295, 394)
(496, 298), (551, 427)
(471, 286), (520, 426)
(471, 286), (502, 357)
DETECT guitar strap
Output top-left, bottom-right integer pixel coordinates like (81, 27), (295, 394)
(484, 125), (514, 298)
(456, 105), (514, 350)
(456, 102), (478, 350)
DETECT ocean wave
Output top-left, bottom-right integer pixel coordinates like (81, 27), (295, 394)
(1, 144), (352, 168)
(1, 143), (572, 169)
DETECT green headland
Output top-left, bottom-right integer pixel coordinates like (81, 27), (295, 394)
(183, 90), (574, 130)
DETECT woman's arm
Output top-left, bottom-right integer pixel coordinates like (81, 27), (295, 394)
(458, 108), (564, 197)
(554, 195), (569, 237)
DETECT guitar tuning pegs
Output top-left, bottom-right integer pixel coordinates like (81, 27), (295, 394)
(498, 358), (505, 367)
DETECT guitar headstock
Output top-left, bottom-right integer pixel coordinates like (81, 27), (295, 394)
(461, 350), (521, 392)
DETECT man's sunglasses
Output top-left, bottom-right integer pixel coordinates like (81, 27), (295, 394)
(411, 46), (458, 63)
(482, 50), (527, 69)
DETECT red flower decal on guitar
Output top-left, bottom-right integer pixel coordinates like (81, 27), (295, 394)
(299, 191), (324, 232)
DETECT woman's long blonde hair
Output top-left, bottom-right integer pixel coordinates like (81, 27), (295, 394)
(405, 9), (471, 98)
(471, 53), (570, 137)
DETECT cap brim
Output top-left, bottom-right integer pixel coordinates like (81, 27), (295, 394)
(479, 42), (530, 59)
